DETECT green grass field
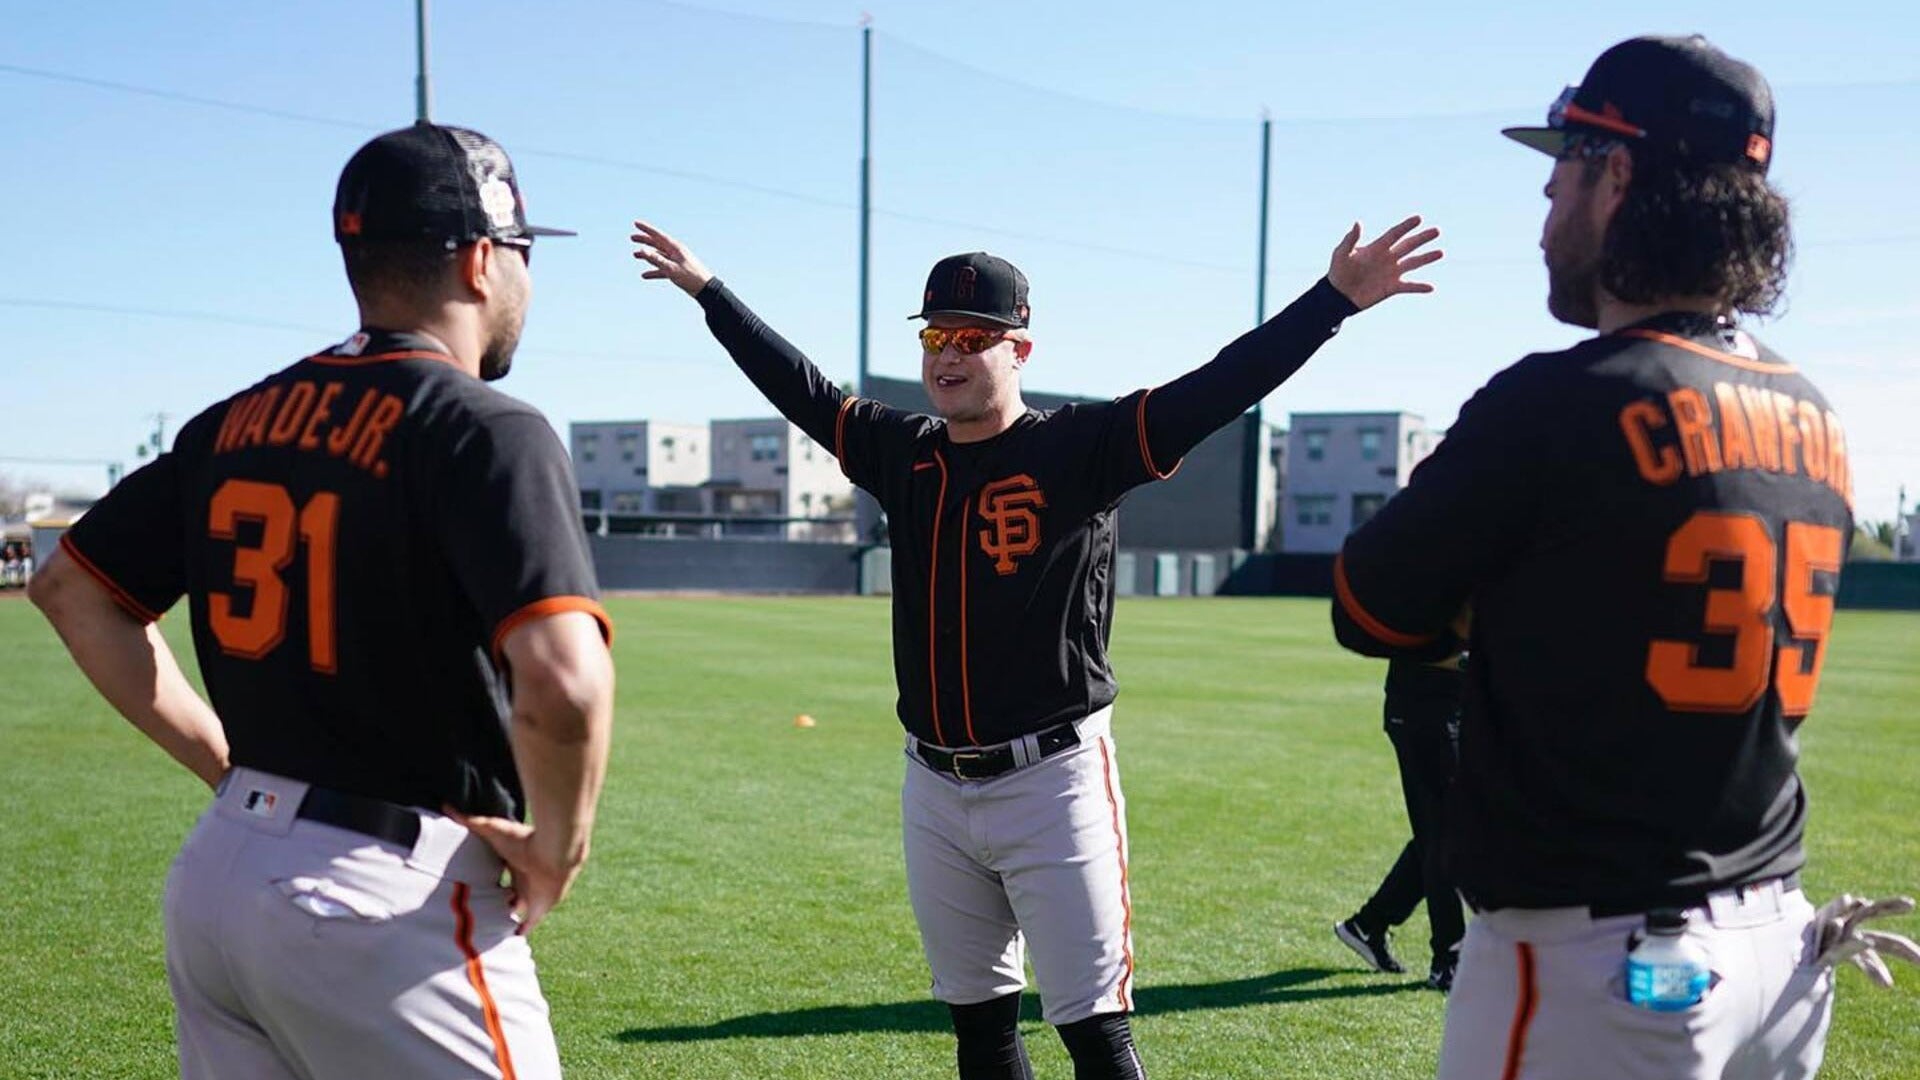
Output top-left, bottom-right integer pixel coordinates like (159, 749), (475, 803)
(1, 595), (1915, 1078)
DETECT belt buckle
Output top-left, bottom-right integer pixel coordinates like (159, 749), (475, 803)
(949, 751), (989, 781)
(1707, 879), (1783, 927)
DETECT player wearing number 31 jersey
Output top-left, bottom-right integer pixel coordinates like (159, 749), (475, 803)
(31, 123), (613, 1079)
(1333, 37), (1862, 1079)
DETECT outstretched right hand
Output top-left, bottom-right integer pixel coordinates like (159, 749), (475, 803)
(631, 220), (714, 297)
(1325, 215), (1443, 312)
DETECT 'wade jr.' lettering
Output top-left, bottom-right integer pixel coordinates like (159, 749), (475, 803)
(214, 380), (406, 479)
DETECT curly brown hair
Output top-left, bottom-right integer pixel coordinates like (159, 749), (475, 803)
(1597, 154), (1793, 316)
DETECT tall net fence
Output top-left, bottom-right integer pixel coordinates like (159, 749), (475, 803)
(3, 0), (1915, 517)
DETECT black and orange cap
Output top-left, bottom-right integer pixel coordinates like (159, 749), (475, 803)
(1503, 35), (1775, 173)
(910, 252), (1030, 328)
(333, 122), (575, 244)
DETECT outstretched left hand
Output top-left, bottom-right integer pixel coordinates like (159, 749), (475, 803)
(1327, 215), (1443, 311)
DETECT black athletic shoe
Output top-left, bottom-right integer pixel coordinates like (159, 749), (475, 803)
(1334, 918), (1405, 974)
(1427, 950), (1458, 993)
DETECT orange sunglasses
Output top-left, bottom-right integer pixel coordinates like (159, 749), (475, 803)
(918, 326), (1011, 355)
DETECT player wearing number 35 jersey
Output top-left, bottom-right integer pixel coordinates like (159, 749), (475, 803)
(31, 123), (613, 1079)
(1333, 37), (1862, 1079)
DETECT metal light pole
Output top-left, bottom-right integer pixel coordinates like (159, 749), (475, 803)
(1255, 111), (1272, 326)
(1899, 484), (1911, 559)
(415, 0), (432, 122)
(134, 413), (170, 460)
(1245, 113), (1276, 550)
(857, 20), (873, 397)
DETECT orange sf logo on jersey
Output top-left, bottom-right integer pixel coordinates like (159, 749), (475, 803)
(978, 475), (1048, 575)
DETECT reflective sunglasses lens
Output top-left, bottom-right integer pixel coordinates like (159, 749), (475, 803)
(953, 329), (1000, 354)
(919, 327), (1005, 354)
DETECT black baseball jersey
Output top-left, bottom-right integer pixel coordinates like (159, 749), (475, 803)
(1383, 656), (1464, 719)
(699, 276), (1357, 746)
(61, 329), (612, 818)
(1333, 312), (1853, 911)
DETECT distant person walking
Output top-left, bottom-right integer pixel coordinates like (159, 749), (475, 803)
(1333, 655), (1466, 991)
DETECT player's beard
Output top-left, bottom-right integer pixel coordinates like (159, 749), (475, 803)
(480, 276), (529, 382)
(1545, 194), (1604, 330)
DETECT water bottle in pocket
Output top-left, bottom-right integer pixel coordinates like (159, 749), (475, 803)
(1626, 908), (1712, 1010)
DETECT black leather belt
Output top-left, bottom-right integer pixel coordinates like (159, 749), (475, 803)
(1586, 872), (1800, 920)
(297, 786), (422, 850)
(915, 722), (1082, 781)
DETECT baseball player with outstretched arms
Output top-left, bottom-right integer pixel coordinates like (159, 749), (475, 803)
(1331, 36), (1917, 1078)
(632, 216), (1440, 1078)
(29, 122), (615, 1079)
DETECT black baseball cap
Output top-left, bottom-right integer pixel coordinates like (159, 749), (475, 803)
(910, 252), (1030, 328)
(1503, 35), (1775, 173)
(333, 121), (575, 245)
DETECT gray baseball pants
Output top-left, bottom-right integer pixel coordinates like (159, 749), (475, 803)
(1437, 880), (1832, 1079)
(902, 707), (1136, 1026)
(164, 768), (562, 1079)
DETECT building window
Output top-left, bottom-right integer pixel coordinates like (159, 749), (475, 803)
(1304, 430), (1327, 462)
(1359, 428), (1384, 462)
(798, 492), (813, 515)
(618, 431), (640, 463)
(722, 490), (780, 515)
(750, 434), (782, 462)
(1352, 493), (1388, 528)
(611, 491), (646, 514)
(1294, 495), (1334, 527)
(579, 490), (602, 510)
(661, 435), (677, 463)
(656, 489), (705, 513)
(577, 432), (599, 464)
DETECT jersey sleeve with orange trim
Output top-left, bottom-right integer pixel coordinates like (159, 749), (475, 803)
(60, 449), (189, 622)
(1332, 358), (1554, 660)
(434, 409), (611, 655)
(833, 396), (938, 498)
(1056, 280), (1357, 509)
(697, 278), (846, 450)
(1037, 391), (1174, 509)
(1137, 277), (1357, 473)
(697, 278), (932, 497)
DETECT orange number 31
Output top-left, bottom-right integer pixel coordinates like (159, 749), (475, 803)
(1647, 511), (1842, 717)
(207, 479), (340, 674)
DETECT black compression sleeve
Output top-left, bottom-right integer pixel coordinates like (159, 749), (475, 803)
(950, 994), (1035, 1080)
(695, 278), (847, 448)
(1140, 277), (1358, 465)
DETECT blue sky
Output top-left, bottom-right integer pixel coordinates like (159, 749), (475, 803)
(4, 0), (1916, 525)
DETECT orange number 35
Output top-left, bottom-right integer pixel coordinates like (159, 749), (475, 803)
(207, 479), (340, 673)
(1647, 511), (1842, 717)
